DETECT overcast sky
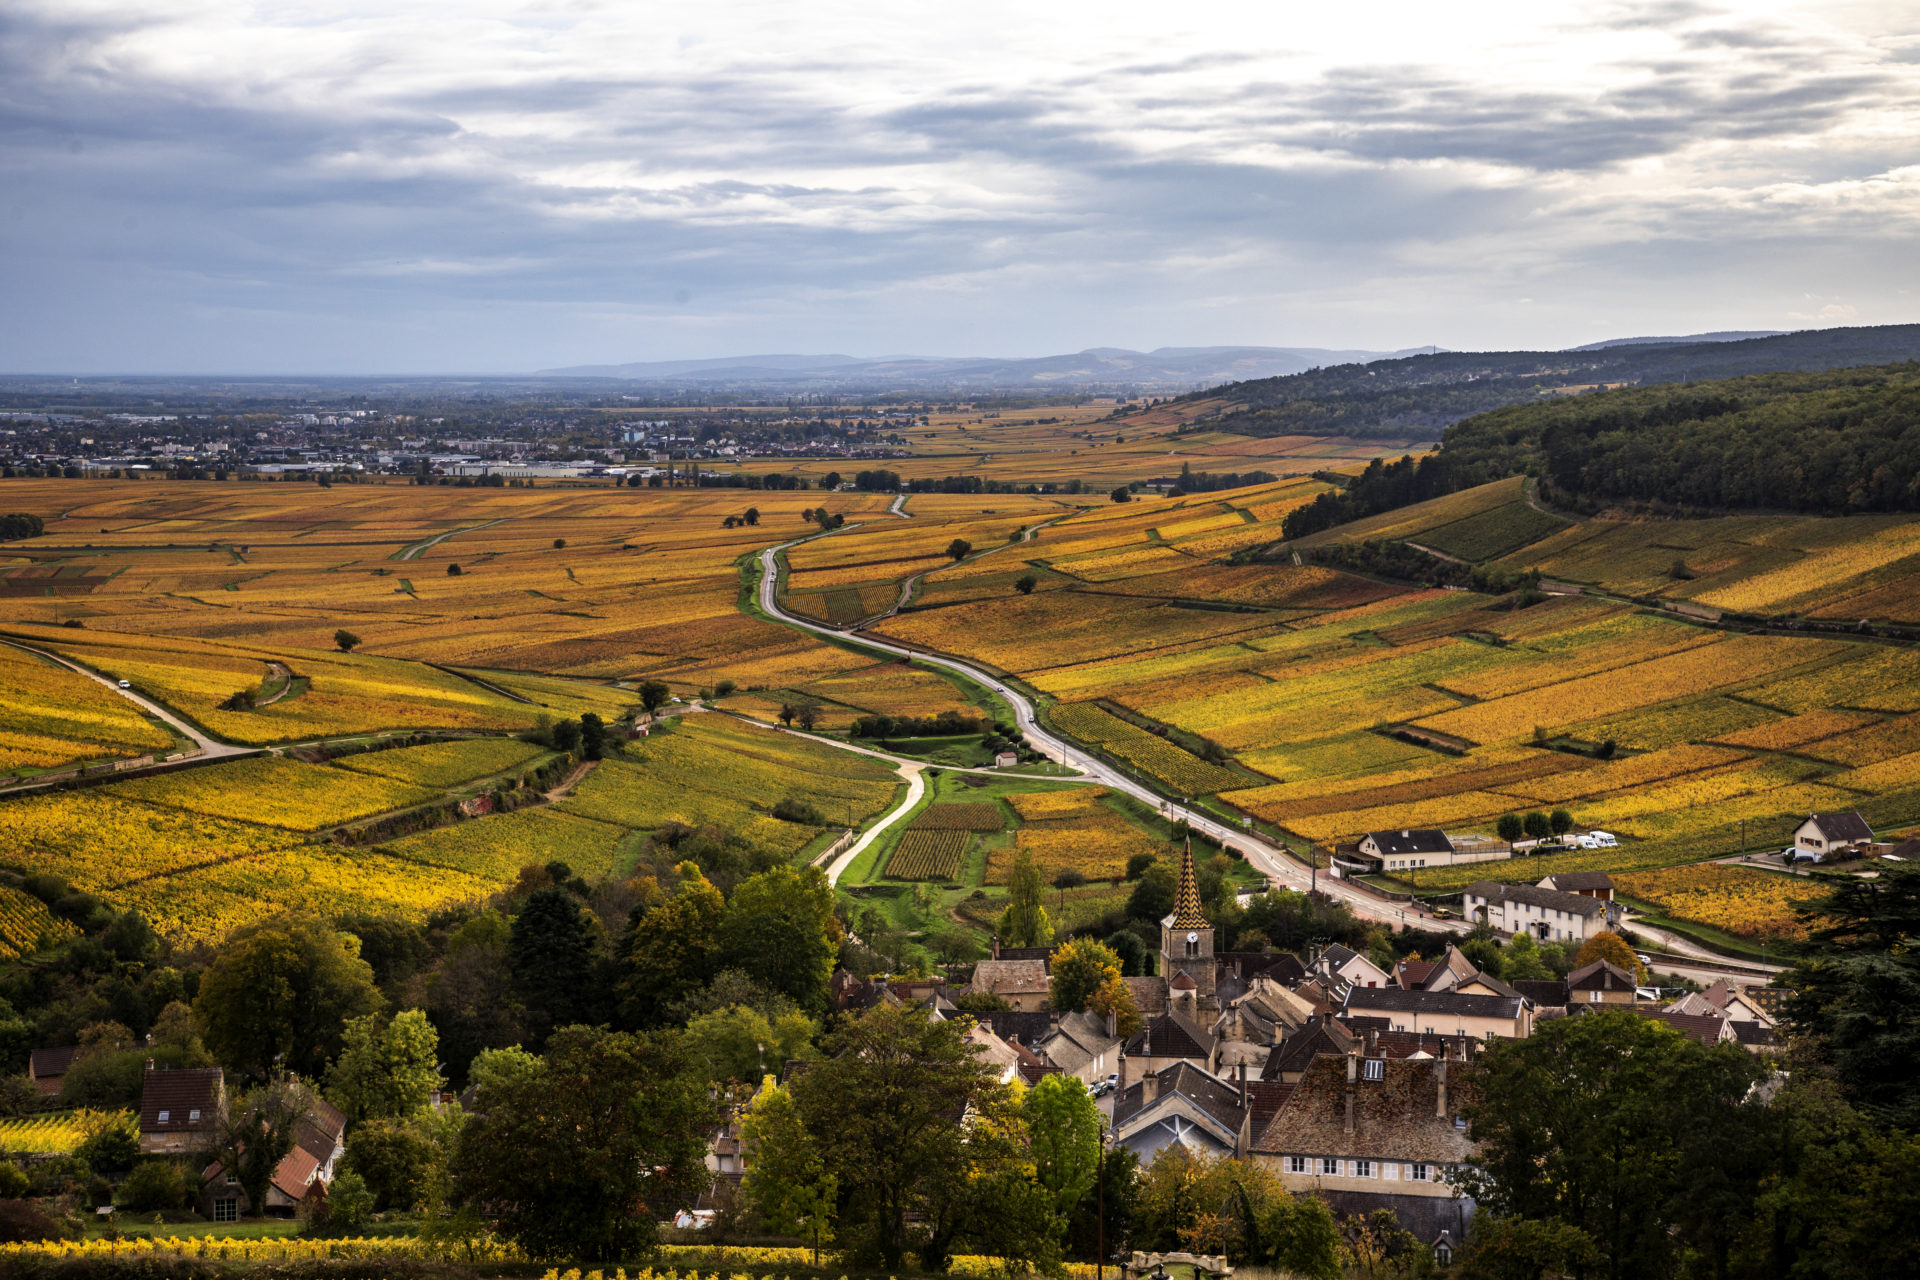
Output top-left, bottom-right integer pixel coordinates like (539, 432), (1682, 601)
(3, 0), (1918, 373)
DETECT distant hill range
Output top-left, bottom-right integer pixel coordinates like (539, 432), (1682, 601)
(1191, 324), (1920, 439)
(536, 345), (1440, 392)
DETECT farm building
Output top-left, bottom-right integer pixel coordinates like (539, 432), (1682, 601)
(1537, 871), (1615, 902)
(1462, 880), (1612, 943)
(1792, 812), (1873, 862)
(1343, 829), (1511, 875)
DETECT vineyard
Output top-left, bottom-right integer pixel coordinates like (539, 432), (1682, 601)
(335, 737), (548, 788)
(911, 803), (1004, 831)
(0, 886), (76, 959)
(988, 788), (1159, 883)
(1617, 863), (1825, 941)
(0, 1109), (122, 1154)
(886, 829), (970, 880)
(1049, 701), (1244, 793)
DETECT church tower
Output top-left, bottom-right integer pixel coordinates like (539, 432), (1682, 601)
(1159, 839), (1216, 1007)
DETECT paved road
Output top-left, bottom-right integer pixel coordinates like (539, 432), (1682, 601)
(397, 517), (509, 561)
(755, 538), (1459, 932)
(0, 640), (255, 762)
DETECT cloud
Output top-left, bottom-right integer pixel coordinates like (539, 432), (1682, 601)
(0, 0), (1917, 371)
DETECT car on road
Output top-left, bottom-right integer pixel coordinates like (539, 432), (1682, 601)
(116, 679), (130, 689)
(1636, 953), (1652, 966)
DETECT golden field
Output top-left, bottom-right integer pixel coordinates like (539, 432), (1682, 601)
(13, 454), (1920, 939)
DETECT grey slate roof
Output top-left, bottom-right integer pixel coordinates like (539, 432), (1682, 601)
(1805, 812), (1873, 844)
(1567, 959), (1637, 992)
(1365, 829), (1455, 856)
(1543, 871), (1615, 892)
(1114, 1061), (1247, 1136)
(1124, 1009), (1216, 1059)
(1344, 987), (1524, 1020)
(1462, 880), (1606, 918)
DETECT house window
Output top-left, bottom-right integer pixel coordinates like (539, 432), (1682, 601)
(1363, 1058), (1384, 1081)
(1286, 1156), (1307, 1174)
(225, 1172), (238, 1186)
(1321, 1157), (1339, 1176)
(1589, 989), (1603, 1003)
(1411, 1162), (1431, 1181)
(213, 1198), (239, 1223)
(188, 1109), (200, 1122)
(1435, 1242), (1453, 1267)
(1354, 1159), (1374, 1178)
(157, 1110), (170, 1124)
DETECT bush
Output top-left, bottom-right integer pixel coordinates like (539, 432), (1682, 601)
(0, 1199), (74, 1242)
(771, 798), (826, 825)
(117, 1160), (188, 1213)
(0, 1163), (28, 1199)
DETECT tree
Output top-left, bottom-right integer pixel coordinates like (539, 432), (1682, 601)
(551, 718), (581, 753)
(785, 1003), (1010, 1270)
(684, 1004), (818, 1084)
(1048, 937), (1123, 1013)
(744, 508), (760, 526)
(334, 629), (361, 653)
(446, 562), (462, 576)
(579, 712), (607, 760)
(117, 1159), (189, 1212)
(508, 888), (605, 1039)
(794, 704), (818, 731)
(721, 865), (839, 1014)
(740, 1077), (837, 1264)
(946, 538), (972, 560)
(340, 1116), (437, 1212)
(1024, 1075), (1101, 1218)
(1015, 574), (1037, 595)
(1127, 860), (1176, 923)
(997, 848), (1054, 948)
(1503, 932), (1552, 981)
(212, 1079), (312, 1220)
(326, 1170), (376, 1231)
(1573, 931), (1641, 981)
(452, 1026), (715, 1262)
(1454, 1215), (1597, 1280)
(1110, 486), (1131, 503)
(1497, 813), (1524, 842)
(1457, 1007), (1762, 1280)
(618, 865), (726, 1026)
(639, 680), (672, 715)
(714, 679), (737, 698)
(778, 703), (797, 726)
(1549, 808), (1574, 836)
(195, 915), (381, 1081)
(1522, 811), (1552, 840)
(327, 1009), (444, 1124)
(552, 538), (566, 549)
(1784, 860), (1920, 1129)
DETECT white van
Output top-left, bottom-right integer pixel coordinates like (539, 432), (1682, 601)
(1587, 830), (1618, 848)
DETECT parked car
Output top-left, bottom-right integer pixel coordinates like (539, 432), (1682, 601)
(1636, 953), (1652, 966)
(116, 679), (131, 689)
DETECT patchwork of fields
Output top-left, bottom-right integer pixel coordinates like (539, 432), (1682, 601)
(9, 466), (1920, 952)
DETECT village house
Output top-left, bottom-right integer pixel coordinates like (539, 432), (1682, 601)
(28, 1046), (75, 1098)
(1537, 871), (1615, 902)
(139, 1065), (225, 1155)
(1356, 829), (1455, 873)
(1343, 987), (1533, 1040)
(1251, 1050), (1476, 1266)
(1461, 880), (1610, 943)
(1312, 943), (1392, 991)
(962, 959), (1050, 1011)
(1111, 1061), (1287, 1162)
(1120, 1009), (1217, 1086)
(1566, 959), (1638, 1006)
(1792, 812), (1873, 862)
(199, 1095), (345, 1222)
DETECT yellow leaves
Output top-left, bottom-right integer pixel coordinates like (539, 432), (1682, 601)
(1617, 864), (1821, 941)
(0, 886), (78, 959)
(107, 757), (439, 831)
(1050, 702), (1242, 794)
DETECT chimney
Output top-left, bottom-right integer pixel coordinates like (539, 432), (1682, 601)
(1366, 1027), (1378, 1057)
(1237, 1061), (1248, 1108)
(1142, 1070), (1159, 1103)
(146, 1057), (155, 1070)
(1435, 1059), (1449, 1120)
(1345, 1053), (1357, 1134)
(1107, 1006), (1117, 1038)
(991, 933), (1001, 960)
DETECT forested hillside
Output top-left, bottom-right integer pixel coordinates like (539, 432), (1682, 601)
(1196, 323), (1920, 440)
(1285, 362), (1920, 538)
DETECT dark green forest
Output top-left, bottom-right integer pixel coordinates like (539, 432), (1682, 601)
(1200, 324), (1920, 441)
(1283, 362), (1920, 538)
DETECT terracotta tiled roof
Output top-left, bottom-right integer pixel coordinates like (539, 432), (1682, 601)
(1634, 1007), (1729, 1045)
(1169, 971), (1198, 991)
(1245, 1080), (1293, 1131)
(1396, 960), (1439, 989)
(1251, 1054), (1475, 1162)
(1167, 840), (1209, 929)
(270, 1145), (321, 1201)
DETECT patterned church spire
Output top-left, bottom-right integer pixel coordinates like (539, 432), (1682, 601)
(1170, 835), (1209, 928)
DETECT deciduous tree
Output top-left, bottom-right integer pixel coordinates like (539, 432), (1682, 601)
(1047, 937), (1123, 1013)
(998, 848), (1053, 948)
(328, 1009), (444, 1123)
(195, 915), (380, 1081)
